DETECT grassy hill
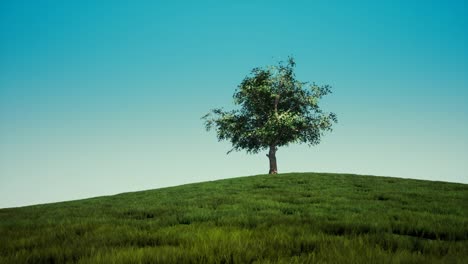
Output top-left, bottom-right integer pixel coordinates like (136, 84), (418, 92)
(1, 173), (467, 263)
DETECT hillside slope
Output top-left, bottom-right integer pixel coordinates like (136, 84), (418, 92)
(1, 173), (467, 263)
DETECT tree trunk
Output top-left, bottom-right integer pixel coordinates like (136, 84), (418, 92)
(267, 145), (278, 174)
(267, 94), (280, 174)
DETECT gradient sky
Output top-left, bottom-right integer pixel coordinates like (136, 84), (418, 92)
(1, 0), (467, 208)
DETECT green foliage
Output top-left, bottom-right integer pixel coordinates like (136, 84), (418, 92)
(203, 57), (337, 154)
(1, 173), (467, 263)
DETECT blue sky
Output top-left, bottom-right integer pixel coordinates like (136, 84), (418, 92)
(1, 0), (467, 208)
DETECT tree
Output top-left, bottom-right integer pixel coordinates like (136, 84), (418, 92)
(202, 57), (337, 174)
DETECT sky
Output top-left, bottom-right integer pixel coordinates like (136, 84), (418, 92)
(1, 0), (467, 208)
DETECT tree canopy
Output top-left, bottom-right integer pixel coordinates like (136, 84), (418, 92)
(203, 57), (337, 174)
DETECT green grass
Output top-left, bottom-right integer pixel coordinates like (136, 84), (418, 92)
(1, 172), (467, 263)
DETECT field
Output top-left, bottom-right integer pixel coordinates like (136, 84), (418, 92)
(0, 172), (467, 263)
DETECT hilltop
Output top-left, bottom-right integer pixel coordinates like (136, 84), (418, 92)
(1, 173), (467, 263)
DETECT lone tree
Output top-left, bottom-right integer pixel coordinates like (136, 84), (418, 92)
(203, 57), (337, 174)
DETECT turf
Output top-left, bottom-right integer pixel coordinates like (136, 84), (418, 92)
(0, 172), (467, 263)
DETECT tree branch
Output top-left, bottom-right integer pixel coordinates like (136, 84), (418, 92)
(274, 94), (280, 115)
